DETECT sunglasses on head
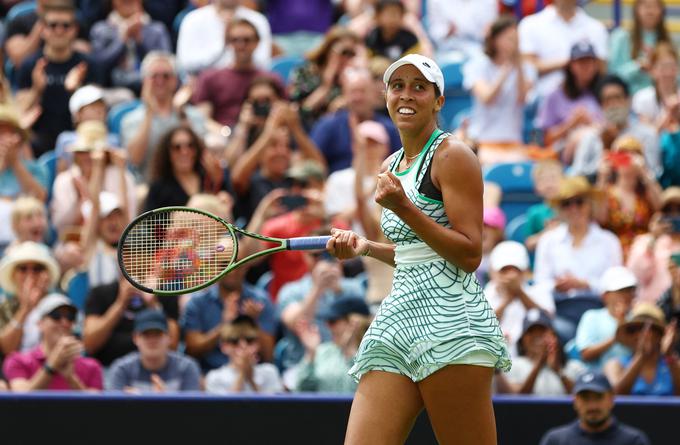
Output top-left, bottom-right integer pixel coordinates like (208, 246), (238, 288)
(559, 196), (586, 209)
(45, 20), (74, 30)
(225, 335), (257, 345)
(16, 263), (46, 273)
(47, 310), (77, 322)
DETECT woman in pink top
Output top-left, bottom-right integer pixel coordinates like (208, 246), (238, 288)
(627, 187), (680, 302)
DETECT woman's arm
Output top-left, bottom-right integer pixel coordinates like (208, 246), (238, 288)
(386, 138), (483, 272)
(471, 66), (512, 105)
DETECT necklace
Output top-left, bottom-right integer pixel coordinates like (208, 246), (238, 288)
(404, 152), (419, 162)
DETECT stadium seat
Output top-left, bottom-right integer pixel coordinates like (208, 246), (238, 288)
(6, 1), (36, 22)
(439, 60), (472, 132)
(450, 106), (472, 132)
(270, 55), (305, 84)
(37, 150), (58, 203)
(107, 99), (141, 137)
(553, 295), (603, 344)
(60, 269), (90, 311)
(483, 161), (541, 222)
(505, 213), (529, 244)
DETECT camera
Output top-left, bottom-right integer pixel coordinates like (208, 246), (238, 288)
(252, 100), (271, 118)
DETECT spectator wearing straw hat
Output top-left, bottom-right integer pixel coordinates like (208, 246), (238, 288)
(0, 242), (60, 358)
(3, 293), (102, 391)
(604, 302), (680, 396)
(534, 176), (623, 300)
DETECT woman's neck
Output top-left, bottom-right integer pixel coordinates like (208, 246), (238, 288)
(657, 81), (677, 98)
(616, 173), (639, 192)
(568, 220), (589, 240)
(400, 123), (438, 158)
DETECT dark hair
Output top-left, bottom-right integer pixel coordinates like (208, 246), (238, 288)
(595, 74), (630, 104)
(484, 15), (517, 60)
(563, 60), (601, 100)
(150, 125), (206, 181)
(375, 0), (405, 14)
(306, 26), (361, 68)
(632, 0), (670, 60)
(246, 75), (287, 101)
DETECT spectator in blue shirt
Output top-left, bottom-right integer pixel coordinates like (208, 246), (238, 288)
(310, 67), (401, 173)
(181, 267), (277, 373)
(539, 371), (650, 445)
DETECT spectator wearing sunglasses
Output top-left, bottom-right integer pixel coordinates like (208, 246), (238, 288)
(107, 309), (200, 393)
(205, 315), (283, 394)
(574, 266), (638, 371)
(603, 302), (680, 396)
(15, 1), (101, 158)
(0, 242), (60, 359)
(3, 293), (103, 391)
(534, 176), (623, 300)
(627, 187), (680, 303)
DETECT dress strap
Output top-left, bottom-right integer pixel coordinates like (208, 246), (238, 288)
(414, 130), (449, 189)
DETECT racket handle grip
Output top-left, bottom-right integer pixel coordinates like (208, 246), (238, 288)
(287, 236), (331, 251)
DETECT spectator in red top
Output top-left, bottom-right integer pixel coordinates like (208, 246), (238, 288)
(247, 160), (327, 301)
(3, 294), (103, 391)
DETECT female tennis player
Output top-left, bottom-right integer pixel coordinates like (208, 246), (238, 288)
(327, 54), (511, 445)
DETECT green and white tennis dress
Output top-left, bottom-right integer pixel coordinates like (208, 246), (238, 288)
(348, 129), (511, 382)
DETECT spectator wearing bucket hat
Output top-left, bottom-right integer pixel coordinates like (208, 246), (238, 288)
(539, 371), (650, 445)
(293, 296), (371, 393)
(574, 266), (638, 371)
(0, 242), (60, 357)
(603, 302), (680, 396)
(627, 186), (680, 303)
(485, 241), (555, 357)
(500, 308), (585, 396)
(3, 293), (103, 391)
(534, 176), (623, 299)
(50, 120), (136, 238)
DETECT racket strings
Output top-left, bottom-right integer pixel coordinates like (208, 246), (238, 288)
(121, 210), (235, 292)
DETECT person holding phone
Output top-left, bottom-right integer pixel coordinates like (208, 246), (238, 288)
(603, 302), (680, 396)
(627, 186), (680, 302)
(327, 54), (510, 445)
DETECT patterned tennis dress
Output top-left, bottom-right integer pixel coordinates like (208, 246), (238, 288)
(348, 129), (511, 382)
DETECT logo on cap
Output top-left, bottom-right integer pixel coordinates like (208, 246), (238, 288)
(423, 62), (431, 68)
(582, 373), (594, 383)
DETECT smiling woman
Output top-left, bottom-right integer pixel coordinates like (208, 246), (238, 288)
(327, 54), (511, 445)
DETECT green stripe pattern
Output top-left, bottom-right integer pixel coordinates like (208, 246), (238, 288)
(349, 130), (511, 382)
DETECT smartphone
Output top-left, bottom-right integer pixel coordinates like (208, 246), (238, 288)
(662, 216), (680, 234)
(280, 194), (308, 211)
(252, 100), (271, 117)
(606, 151), (632, 168)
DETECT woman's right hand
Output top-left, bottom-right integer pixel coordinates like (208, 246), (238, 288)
(327, 228), (368, 259)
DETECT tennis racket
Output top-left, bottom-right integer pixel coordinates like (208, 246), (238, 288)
(118, 206), (330, 296)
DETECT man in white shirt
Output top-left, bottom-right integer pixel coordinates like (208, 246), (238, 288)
(519, 0), (608, 98)
(485, 241), (555, 357)
(176, 0), (272, 75)
(426, 0), (498, 59)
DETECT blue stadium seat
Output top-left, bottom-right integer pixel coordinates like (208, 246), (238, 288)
(505, 213), (529, 244)
(484, 161), (541, 222)
(439, 60), (472, 132)
(270, 55), (305, 84)
(37, 150), (58, 202)
(107, 99), (141, 137)
(553, 295), (603, 344)
(450, 106), (472, 132)
(6, 1), (36, 22)
(61, 269), (90, 311)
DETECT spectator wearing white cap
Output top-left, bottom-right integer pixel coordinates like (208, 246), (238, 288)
(485, 241), (554, 357)
(573, 266), (638, 371)
(0, 242), (60, 357)
(54, 85), (120, 171)
(3, 293), (103, 391)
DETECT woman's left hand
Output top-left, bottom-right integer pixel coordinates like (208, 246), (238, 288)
(375, 171), (409, 212)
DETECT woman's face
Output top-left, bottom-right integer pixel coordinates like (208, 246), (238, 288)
(569, 57), (599, 88)
(521, 325), (549, 357)
(11, 261), (50, 295)
(15, 211), (48, 243)
(558, 194), (591, 226)
(636, 0), (663, 30)
(169, 130), (198, 174)
(494, 26), (518, 58)
(385, 64), (442, 133)
(652, 53), (678, 85)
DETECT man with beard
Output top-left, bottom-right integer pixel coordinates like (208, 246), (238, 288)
(539, 371), (650, 444)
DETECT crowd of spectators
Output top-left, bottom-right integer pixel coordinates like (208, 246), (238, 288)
(0, 1), (678, 440)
